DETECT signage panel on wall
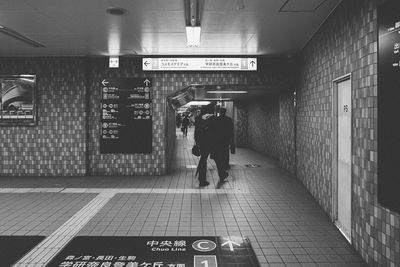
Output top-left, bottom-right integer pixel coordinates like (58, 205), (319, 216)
(0, 75), (37, 126)
(142, 58), (257, 71)
(378, 0), (400, 213)
(100, 78), (152, 154)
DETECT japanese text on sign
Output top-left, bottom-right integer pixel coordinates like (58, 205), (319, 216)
(142, 58), (257, 71)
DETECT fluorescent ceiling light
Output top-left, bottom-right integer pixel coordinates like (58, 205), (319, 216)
(202, 98), (231, 101)
(186, 26), (201, 47)
(207, 91), (248, 94)
(183, 101), (210, 106)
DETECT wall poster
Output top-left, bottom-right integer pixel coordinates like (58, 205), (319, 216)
(0, 75), (37, 126)
(378, 0), (400, 213)
(100, 78), (152, 154)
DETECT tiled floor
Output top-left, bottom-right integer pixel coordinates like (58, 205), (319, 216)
(0, 128), (367, 266)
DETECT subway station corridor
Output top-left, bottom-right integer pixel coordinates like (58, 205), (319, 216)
(0, 128), (366, 266)
(1, 1), (400, 266)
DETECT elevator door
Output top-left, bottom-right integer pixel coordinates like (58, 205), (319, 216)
(337, 78), (352, 242)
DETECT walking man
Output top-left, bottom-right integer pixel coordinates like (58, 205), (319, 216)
(214, 107), (235, 182)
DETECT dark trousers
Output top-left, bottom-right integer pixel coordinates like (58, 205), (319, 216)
(213, 145), (230, 179)
(197, 149), (210, 183)
(182, 126), (188, 136)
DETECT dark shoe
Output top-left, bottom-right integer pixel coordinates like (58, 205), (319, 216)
(219, 172), (228, 183)
(199, 181), (210, 187)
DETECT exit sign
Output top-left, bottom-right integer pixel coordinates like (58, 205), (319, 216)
(109, 56), (119, 68)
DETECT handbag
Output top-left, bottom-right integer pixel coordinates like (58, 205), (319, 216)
(191, 144), (200, 157)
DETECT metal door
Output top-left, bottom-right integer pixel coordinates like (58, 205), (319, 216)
(337, 78), (352, 242)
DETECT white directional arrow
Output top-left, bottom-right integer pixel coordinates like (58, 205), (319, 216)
(144, 79), (150, 86)
(221, 240), (241, 252)
(101, 79), (109, 86)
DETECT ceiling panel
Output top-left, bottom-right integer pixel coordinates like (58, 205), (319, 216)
(0, 33), (39, 50)
(280, 0), (327, 12)
(25, 0), (183, 12)
(141, 46), (258, 55)
(200, 34), (254, 48)
(0, 0), (342, 56)
(203, 0), (284, 12)
(0, 0), (31, 11)
(0, 11), (66, 35)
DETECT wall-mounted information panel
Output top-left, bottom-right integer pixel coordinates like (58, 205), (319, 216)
(143, 58), (257, 71)
(100, 78), (152, 154)
(0, 75), (36, 126)
(378, 0), (400, 213)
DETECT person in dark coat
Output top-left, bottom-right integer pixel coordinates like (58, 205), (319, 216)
(194, 105), (216, 187)
(181, 115), (190, 137)
(176, 113), (182, 128)
(214, 107), (235, 182)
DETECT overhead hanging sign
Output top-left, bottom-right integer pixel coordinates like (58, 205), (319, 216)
(142, 58), (257, 71)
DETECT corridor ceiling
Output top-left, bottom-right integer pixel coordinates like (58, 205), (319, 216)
(0, 0), (342, 56)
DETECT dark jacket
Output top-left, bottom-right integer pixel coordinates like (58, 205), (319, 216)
(194, 114), (216, 150)
(215, 114), (235, 152)
(182, 116), (190, 127)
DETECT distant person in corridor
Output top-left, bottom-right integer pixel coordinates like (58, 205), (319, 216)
(181, 115), (190, 137)
(214, 107), (235, 182)
(176, 113), (182, 129)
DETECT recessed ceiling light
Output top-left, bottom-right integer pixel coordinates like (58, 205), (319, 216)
(106, 7), (128, 16)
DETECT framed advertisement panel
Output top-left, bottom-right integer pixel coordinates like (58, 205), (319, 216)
(0, 75), (37, 126)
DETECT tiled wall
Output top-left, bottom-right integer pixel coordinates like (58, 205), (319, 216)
(233, 102), (248, 147)
(242, 92), (296, 174)
(87, 58), (166, 175)
(0, 58), (87, 176)
(296, 0), (399, 265)
(279, 92), (296, 174)
(1, 57), (292, 176)
(166, 104), (176, 172)
(247, 97), (280, 159)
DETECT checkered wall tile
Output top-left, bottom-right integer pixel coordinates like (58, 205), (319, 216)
(166, 103), (175, 172)
(233, 102), (248, 147)
(1, 57), (287, 176)
(87, 58), (262, 175)
(279, 92), (296, 174)
(247, 97), (280, 159)
(297, 0), (399, 266)
(0, 58), (86, 176)
(87, 58), (166, 176)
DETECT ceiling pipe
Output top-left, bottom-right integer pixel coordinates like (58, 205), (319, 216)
(0, 25), (45, 48)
